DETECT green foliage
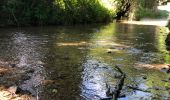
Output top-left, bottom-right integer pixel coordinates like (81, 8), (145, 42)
(0, 0), (116, 26)
(134, 0), (169, 20)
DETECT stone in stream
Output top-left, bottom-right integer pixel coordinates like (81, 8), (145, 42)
(62, 56), (70, 60)
(161, 79), (169, 82)
(161, 67), (170, 73)
(114, 73), (122, 79)
(118, 93), (126, 98)
(142, 76), (147, 80)
(8, 86), (18, 94)
(25, 69), (35, 74)
(7, 85), (31, 95)
(107, 51), (112, 53)
(0, 73), (3, 77)
(9, 63), (16, 68)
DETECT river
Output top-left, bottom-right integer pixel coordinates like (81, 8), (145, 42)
(0, 23), (169, 100)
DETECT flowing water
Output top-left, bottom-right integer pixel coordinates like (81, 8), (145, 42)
(0, 23), (170, 100)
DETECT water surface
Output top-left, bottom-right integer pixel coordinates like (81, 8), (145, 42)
(0, 23), (169, 100)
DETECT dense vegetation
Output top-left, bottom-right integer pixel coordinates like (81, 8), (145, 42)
(0, 0), (169, 26)
(0, 0), (117, 26)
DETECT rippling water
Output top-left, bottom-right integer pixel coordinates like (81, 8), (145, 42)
(0, 23), (169, 100)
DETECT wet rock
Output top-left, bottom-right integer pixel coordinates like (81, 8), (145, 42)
(6, 86), (32, 95)
(8, 86), (18, 94)
(9, 63), (16, 68)
(139, 33), (144, 35)
(143, 50), (149, 52)
(16, 86), (32, 95)
(42, 80), (56, 85)
(25, 69), (35, 74)
(56, 73), (67, 79)
(154, 87), (161, 90)
(0, 73), (3, 77)
(52, 89), (58, 93)
(114, 74), (122, 79)
(165, 86), (170, 90)
(21, 75), (31, 81)
(109, 47), (116, 49)
(119, 93), (126, 98)
(142, 76), (147, 80)
(63, 56), (70, 60)
(161, 67), (170, 73)
(37, 61), (45, 65)
(161, 79), (168, 82)
(107, 51), (112, 53)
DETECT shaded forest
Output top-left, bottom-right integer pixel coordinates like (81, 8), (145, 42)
(0, 0), (169, 26)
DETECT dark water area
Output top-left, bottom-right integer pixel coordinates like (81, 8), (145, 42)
(0, 23), (170, 100)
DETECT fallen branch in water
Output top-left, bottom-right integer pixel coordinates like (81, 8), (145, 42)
(127, 85), (151, 93)
(112, 65), (126, 100)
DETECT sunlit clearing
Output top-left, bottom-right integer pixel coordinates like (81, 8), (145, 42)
(100, 0), (114, 10)
(158, 2), (170, 12)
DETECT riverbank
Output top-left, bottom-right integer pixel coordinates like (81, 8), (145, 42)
(120, 18), (169, 27)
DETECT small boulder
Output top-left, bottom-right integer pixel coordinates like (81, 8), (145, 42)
(8, 86), (18, 94)
(142, 76), (147, 80)
(161, 67), (170, 73)
(107, 51), (112, 53)
(9, 63), (16, 68)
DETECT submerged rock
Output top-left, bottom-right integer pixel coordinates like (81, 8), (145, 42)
(8, 86), (18, 94)
(9, 63), (16, 68)
(107, 51), (112, 53)
(160, 67), (170, 73)
(25, 69), (35, 74)
(142, 76), (147, 80)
